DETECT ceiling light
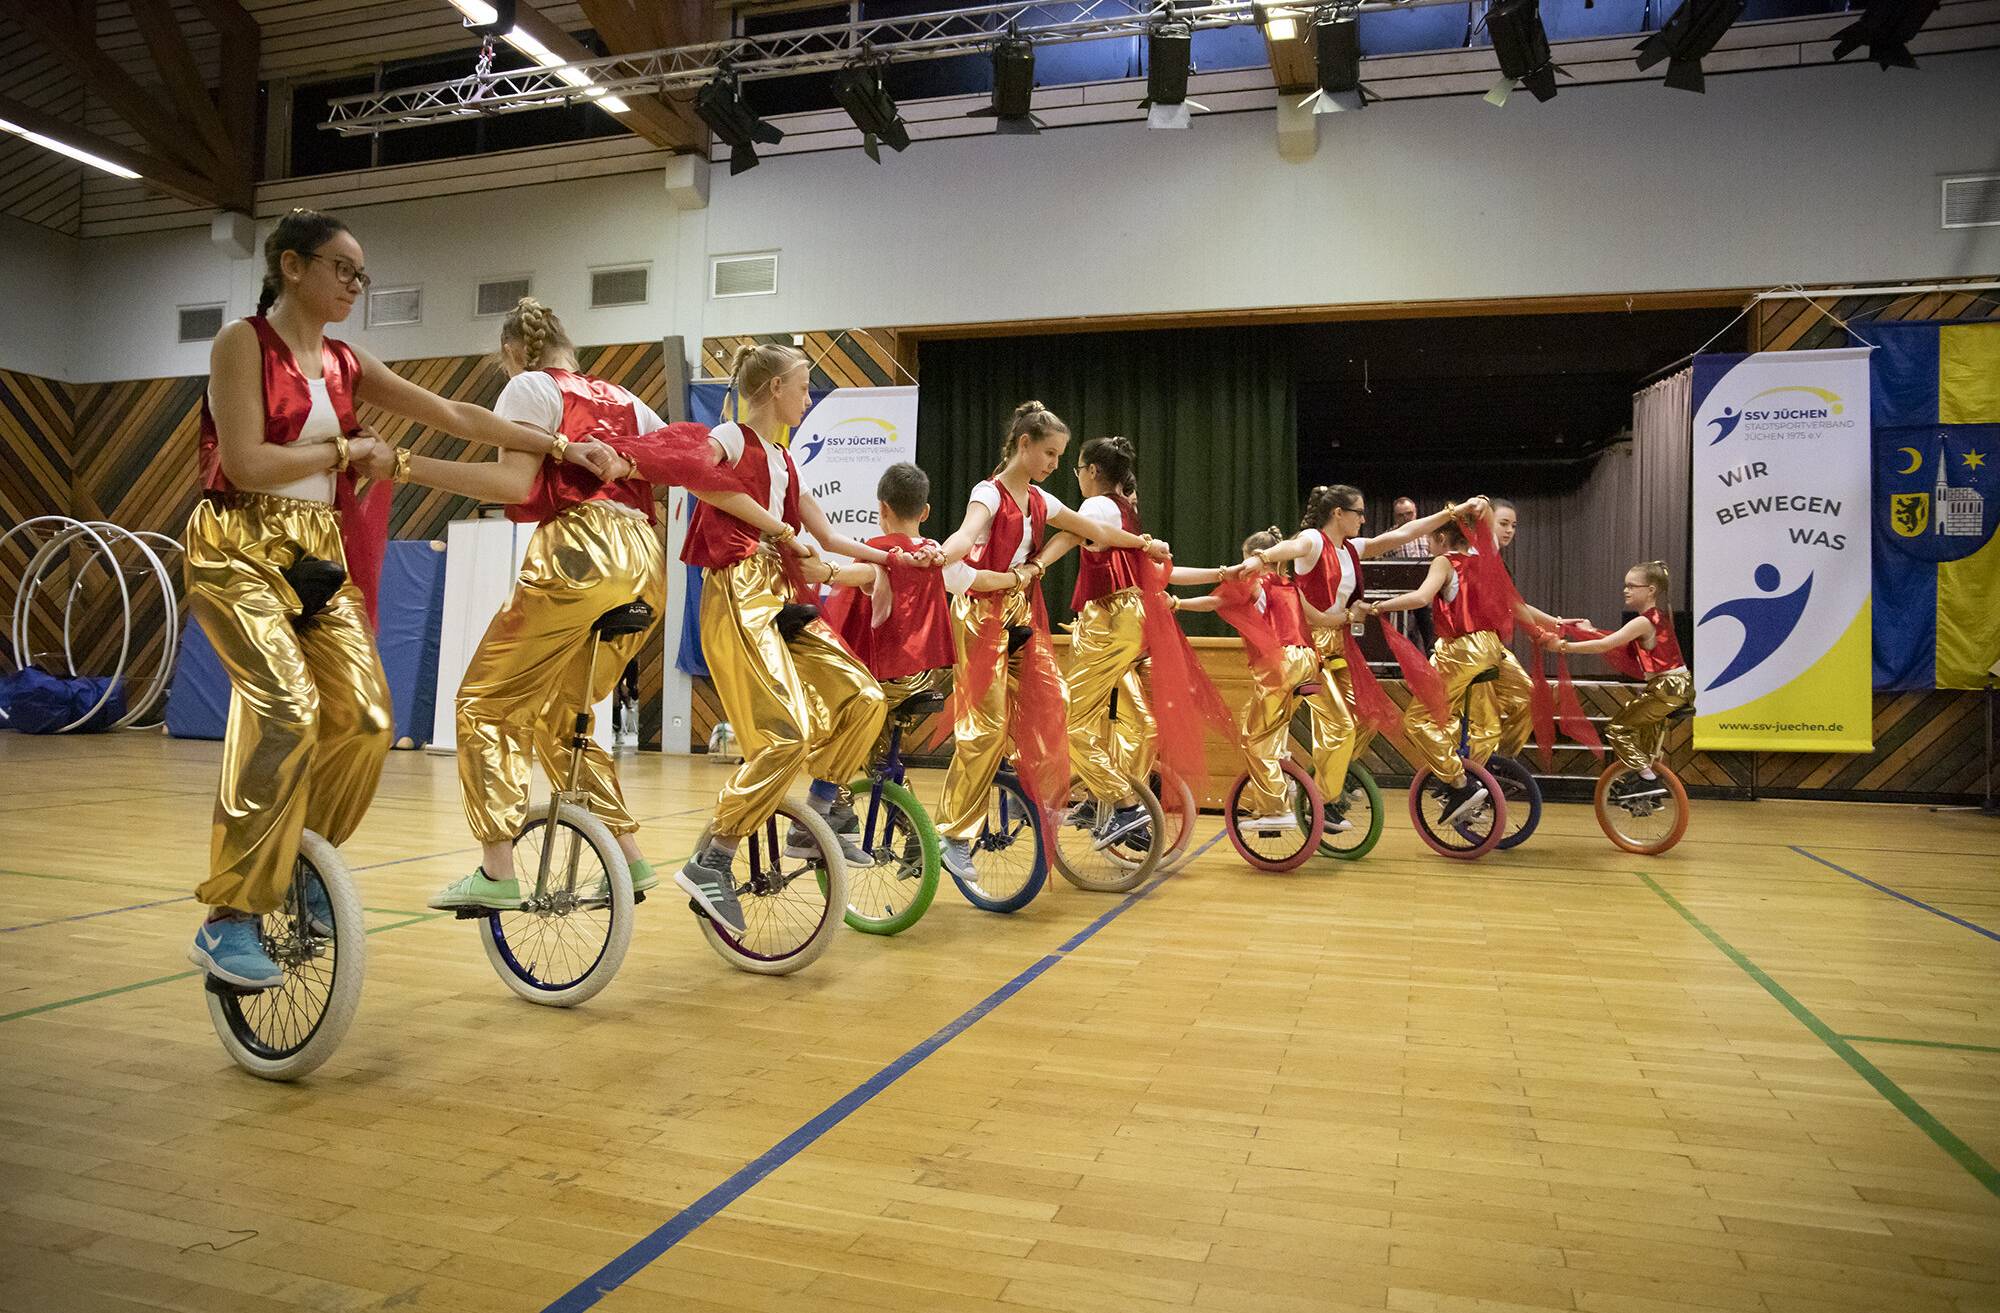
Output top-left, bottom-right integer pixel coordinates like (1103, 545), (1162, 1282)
(0, 116), (140, 178)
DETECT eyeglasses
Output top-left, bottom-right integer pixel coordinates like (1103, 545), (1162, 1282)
(306, 253), (372, 290)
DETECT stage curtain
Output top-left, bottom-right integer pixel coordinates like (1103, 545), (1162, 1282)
(916, 326), (1297, 635)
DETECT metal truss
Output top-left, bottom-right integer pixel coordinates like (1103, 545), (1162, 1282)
(321, 0), (1465, 135)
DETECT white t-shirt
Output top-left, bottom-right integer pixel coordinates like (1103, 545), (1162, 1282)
(1077, 494), (1123, 554)
(265, 378), (341, 503)
(966, 481), (1069, 567)
(707, 419), (790, 519)
(1296, 528), (1369, 611)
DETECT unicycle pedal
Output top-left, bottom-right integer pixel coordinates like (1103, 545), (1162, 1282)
(202, 973), (273, 998)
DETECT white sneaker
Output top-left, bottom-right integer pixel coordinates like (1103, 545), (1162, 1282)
(1247, 812), (1299, 834)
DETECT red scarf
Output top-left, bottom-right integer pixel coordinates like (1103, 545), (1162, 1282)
(1134, 556), (1238, 782)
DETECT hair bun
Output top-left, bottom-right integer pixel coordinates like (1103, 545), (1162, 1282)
(1012, 400), (1047, 417)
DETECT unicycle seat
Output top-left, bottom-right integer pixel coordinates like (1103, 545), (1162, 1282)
(1295, 681), (1323, 697)
(593, 600), (655, 637)
(1667, 705), (1696, 722)
(1468, 667), (1502, 686)
(777, 602), (820, 642)
(1006, 624), (1033, 654)
(282, 556), (346, 630)
(893, 691), (949, 722)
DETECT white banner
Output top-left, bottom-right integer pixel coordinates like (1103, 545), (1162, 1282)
(789, 385), (920, 558)
(1690, 347), (1873, 752)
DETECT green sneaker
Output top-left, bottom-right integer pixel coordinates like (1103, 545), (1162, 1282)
(427, 869), (523, 911)
(627, 858), (659, 894)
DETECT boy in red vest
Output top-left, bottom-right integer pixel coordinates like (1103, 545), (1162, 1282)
(794, 463), (1017, 853)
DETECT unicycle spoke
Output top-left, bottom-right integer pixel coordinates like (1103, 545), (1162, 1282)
(484, 806), (629, 1001)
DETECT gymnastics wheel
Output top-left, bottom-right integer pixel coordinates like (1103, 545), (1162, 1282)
(1150, 767), (1199, 874)
(842, 774), (942, 935)
(1224, 759), (1326, 872)
(695, 799), (846, 975)
(478, 802), (634, 1007)
(1407, 760), (1508, 860)
(1594, 762), (1691, 855)
(1052, 770), (1166, 894)
(951, 770), (1048, 914)
(1303, 762), (1385, 861)
(202, 830), (364, 1082)
(1481, 755), (1543, 851)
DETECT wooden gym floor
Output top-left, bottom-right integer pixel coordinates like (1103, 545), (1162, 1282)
(1, 734), (1997, 1313)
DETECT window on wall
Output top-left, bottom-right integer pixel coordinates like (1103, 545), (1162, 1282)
(287, 31), (627, 179)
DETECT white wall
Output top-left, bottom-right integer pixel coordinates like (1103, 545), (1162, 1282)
(0, 215), (81, 380)
(10, 49), (1999, 384)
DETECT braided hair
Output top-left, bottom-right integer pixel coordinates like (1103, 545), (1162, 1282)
(500, 297), (578, 370)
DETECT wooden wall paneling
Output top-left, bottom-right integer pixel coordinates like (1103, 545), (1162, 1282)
(0, 368), (78, 668)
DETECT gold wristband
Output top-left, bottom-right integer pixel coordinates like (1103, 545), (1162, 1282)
(331, 433), (351, 473)
(391, 447), (413, 484)
(549, 434), (571, 462)
(764, 524), (796, 543)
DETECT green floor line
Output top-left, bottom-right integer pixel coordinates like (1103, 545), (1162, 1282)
(1637, 873), (2000, 1200)
(0, 910), (449, 1025)
(1841, 1035), (2000, 1056)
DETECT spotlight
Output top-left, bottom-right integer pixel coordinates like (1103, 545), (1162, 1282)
(448, 0), (516, 37)
(1830, 0), (1940, 68)
(1635, 0), (1745, 92)
(1140, 20), (1207, 129)
(832, 62), (911, 162)
(1483, 0), (1558, 105)
(1306, 11), (1366, 114)
(695, 66), (783, 175)
(970, 37), (1040, 135)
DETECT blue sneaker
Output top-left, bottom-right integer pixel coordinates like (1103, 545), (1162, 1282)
(188, 917), (284, 991)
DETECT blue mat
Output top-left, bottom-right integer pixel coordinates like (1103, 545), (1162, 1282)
(166, 540), (448, 747)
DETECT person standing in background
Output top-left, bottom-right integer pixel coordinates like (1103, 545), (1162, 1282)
(1388, 497), (1436, 653)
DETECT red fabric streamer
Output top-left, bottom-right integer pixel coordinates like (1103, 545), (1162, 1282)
(1379, 618), (1451, 726)
(1563, 621), (1646, 680)
(1213, 576), (1285, 678)
(1458, 512), (1523, 642)
(1341, 629), (1402, 737)
(1523, 625), (1606, 762)
(335, 475), (392, 629)
(1526, 640), (1560, 771)
(946, 593), (1010, 730)
(1011, 628), (1071, 813)
(616, 420), (751, 494)
(1553, 652), (1605, 759)
(1135, 557), (1237, 781)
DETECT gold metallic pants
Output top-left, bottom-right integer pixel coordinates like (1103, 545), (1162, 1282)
(1304, 628), (1367, 805)
(703, 551), (884, 838)
(937, 588), (1033, 841)
(1403, 630), (1530, 785)
(184, 494), (392, 915)
(1238, 644), (1327, 815)
(1606, 669), (1692, 770)
(1066, 590), (1149, 804)
(1110, 664), (1157, 784)
(456, 503), (665, 844)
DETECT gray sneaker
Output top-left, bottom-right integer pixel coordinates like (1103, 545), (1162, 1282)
(941, 838), (975, 883)
(822, 798), (862, 835)
(785, 823), (874, 866)
(675, 846), (747, 934)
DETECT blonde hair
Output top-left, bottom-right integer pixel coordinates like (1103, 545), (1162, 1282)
(729, 342), (808, 405)
(500, 297), (577, 370)
(1630, 560), (1671, 601)
(993, 400), (1069, 474)
(1243, 526), (1291, 577)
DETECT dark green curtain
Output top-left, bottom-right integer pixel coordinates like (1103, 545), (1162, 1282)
(915, 326), (1297, 635)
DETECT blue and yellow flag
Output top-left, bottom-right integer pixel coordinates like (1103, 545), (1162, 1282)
(1868, 321), (2000, 690)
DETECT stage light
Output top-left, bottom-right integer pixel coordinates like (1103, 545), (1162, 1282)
(1261, 6), (1300, 41)
(832, 62), (911, 162)
(696, 67), (784, 175)
(1635, 0), (1746, 92)
(1831, 0), (1940, 68)
(1140, 20), (1206, 129)
(448, 0), (515, 37)
(1483, 0), (1558, 105)
(1306, 11), (1366, 114)
(0, 116), (139, 178)
(970, 37), (1040, 135)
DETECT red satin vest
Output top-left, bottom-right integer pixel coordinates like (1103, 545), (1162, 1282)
(509, 369), (657, 524)
(1264, 576), (1310, 648)
(681, 422), (802, 569)
(1431, 552), (1485, 642)
(965, 481), (1049, 573)
(1633, 606), (1687, 674)
(824, 533), (956, 681)
(197, 316), (390, 625)
(1071, 493), (1146, 609)
(1296, 530), (1364, 613)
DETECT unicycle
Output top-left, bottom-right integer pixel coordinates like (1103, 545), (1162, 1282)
(1480, 755), (1543, 851)
(843, 691), (945, 935)
(200, 555), (365, 1081)
(469, 600), (650, 1006)
(1150, 767), (1199, 874)
(951, 762), (1049, 913)
(690, 800), (847, 974)
(1407, 667), (1508, 860)
(1285, 680), (1386, 862)
(1594, 707), (1692, 854)
(1224, 758), (1325, 872)
(1052, 684), (1167, 893)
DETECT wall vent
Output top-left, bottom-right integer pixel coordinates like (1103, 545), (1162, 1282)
(367, 286), (422, 328)
(711, 253), (779, 299)
(476, 275), (532, 317)
(590, 265), (650, 307)
(1942, 174), (2000, 229)
(177, 303), (225, 342)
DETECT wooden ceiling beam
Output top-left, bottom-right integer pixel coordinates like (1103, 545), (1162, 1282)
(127, 0), (250, 204)
(568, 0), (706, 149)
(0, 90), (225, 209)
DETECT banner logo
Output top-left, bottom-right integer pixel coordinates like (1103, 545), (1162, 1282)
(1890, 492), (1929, 537)
(1696, 563), (1813, 690)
